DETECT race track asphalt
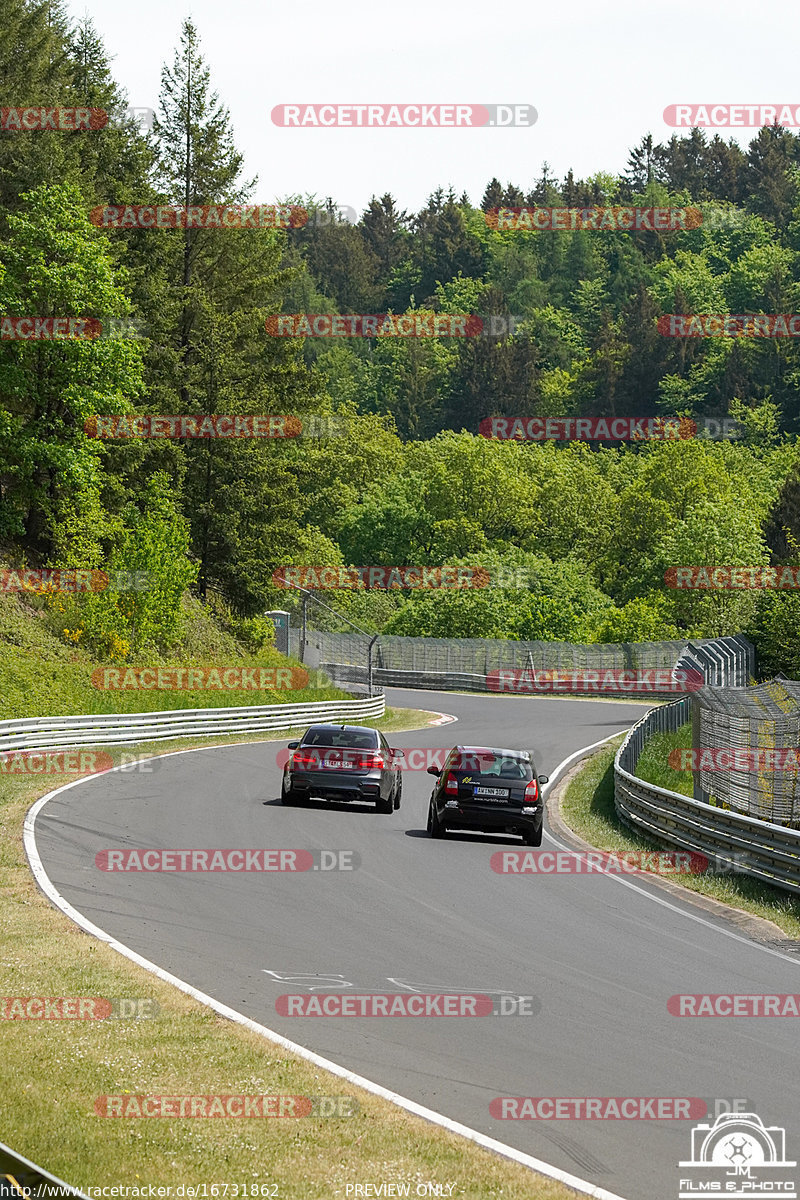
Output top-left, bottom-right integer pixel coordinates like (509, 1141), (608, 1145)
(31, 688), (800, 1199)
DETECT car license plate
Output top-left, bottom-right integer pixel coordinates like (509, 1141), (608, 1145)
(474, 786), (509, 799)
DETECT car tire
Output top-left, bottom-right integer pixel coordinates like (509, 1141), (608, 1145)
(393, 778), (402, 810)
(427, 801), (446, 839)
(281, 777), (307, 806)
(376, 789), (394, 814)
(523, 824), (543, 846)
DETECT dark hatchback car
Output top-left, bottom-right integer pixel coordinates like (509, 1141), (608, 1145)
(281, 723), (403, 813)
(426, 745), (549, 844)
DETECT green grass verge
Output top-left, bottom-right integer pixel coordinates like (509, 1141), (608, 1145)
(633, 722), (693, 795)
(0, 718), (580, 1199)
(560, 737), (800, 939)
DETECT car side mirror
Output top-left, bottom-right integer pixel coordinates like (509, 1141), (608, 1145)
(538, 774), (550, 785)
(427, 765), (441, 776)
(287, 741), (299, 750)
(392, 748), (404, 757)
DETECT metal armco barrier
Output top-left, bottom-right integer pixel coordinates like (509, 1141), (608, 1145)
(615, 698), (800, 897)
(0, 695), (385, 756)
(0, 1138), (89, 1198)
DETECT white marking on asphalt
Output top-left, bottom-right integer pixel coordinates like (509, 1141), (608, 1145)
(542, 734), (800, 969)
(262, 971), (353, 990)
(28, 719), (800, 1199)
(25, 760), (627, 1200)
(424, 710), (458, 726)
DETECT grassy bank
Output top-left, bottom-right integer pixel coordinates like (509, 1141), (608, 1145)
(0, 726), (580, 1199)
(633, 721), (693, 796)
(0, 590), (350, 719)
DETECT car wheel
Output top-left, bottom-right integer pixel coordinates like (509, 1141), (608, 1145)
(376, 792), (393, 813)
(427, 801), (446, 839)
(523, 824), (543, 846)
(393, 778), (402, 810)
(280, 777), (296, 805)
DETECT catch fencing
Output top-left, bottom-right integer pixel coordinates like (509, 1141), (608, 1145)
(615, 697), (800, 896)
(691, 677), (800, 825)
(294, 629), (754, 695)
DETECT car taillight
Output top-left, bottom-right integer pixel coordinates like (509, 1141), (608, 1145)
(354, 753), (384, 769)
(524, 779), (539, 802)
(292, 750), (321, 768)
(444, 773), (459, 796)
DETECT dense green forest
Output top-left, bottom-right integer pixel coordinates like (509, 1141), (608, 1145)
(3, 0), (800, 680)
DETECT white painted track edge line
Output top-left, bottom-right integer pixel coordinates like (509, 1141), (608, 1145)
(542, 735), (800, 969)
(23, 749), (628, 1200)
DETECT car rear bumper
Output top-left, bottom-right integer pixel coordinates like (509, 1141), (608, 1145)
(439, 804), (542, 835)
(288, 769), (384, 799)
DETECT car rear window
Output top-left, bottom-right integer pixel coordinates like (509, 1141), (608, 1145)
(450, 751), (532, 780)
(303, 728), (379, 750)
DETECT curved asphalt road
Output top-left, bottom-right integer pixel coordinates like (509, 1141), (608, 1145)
(32, 688), (800, 1199)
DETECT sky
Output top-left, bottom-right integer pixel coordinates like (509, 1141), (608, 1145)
(77, 0), (800, 215)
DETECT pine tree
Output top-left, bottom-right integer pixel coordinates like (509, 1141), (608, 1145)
(0, 0), (77, 208)
(480, 178), (503, 210)
(153, 18), (252, 336)
(146, 20), (327, 610)
(623, 134), (656, 195)
(360, 194), (408, 295)
(745, 126), (799, 226)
